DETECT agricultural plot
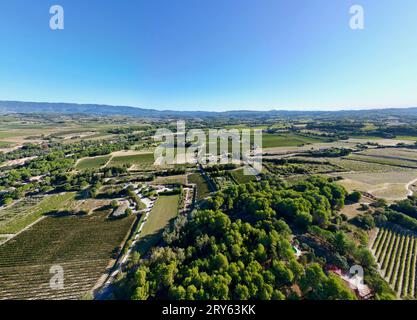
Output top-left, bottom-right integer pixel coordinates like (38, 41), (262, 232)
(72, 198), (111, 213)
(261, 133), (326, 148)
(347, 154), (417, 169)
(335, 171), (417, 201)
(154, 175), (188, 185)
(371, 228), (417, 298)
(135, 195), (179, 255)
(188, 173), (212, 201)
(0, 193), (75, 234)
(262, 140), (358, 156)
(230, 168), (257, 184)
(348, 138), (417, 146)
(359, 148), (417, 162)
(327, 158), (408, 173)
(0, 141), (13, 148)
(107, 153), (155, 168)
(327, 151), (417, 200)
(75, 155), (111, 170)
(0, 209), (136, 300)
(203, 132), (327, 154)
(265, 160), (341, 176)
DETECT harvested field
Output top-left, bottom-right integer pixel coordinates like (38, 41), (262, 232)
(154, 175), (188, 185)
(72, 199), (111, 213)
(348, 138), (416, 146)
(327, 158), (408, 173)
(360, 148), (417, 162)
(335, 171), (417, 201)
(263, 140), (357, 155)
(347, 154), (417, 169)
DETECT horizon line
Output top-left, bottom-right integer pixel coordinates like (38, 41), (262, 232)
(1, 99), (416, 114)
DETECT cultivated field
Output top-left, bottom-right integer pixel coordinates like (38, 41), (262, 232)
(154, 175), (188, 185)
(0, 209), (136, 300)
(135, 195), (179, 255)
(261, 133), (326, 148)
(327, 158), (407, 173)
(0, 193), (75, 234)
(230, 168), (257, 184)
(262, 140), (358, 155)
(371, 228), (417, 298)
(327, 149), (417, 200)
(108, 153), (155, 168)
(72, 198), (112, 213)
(347, 154), (417, 169)
(0, 141), (12, 148)
(76, 155), (111, 170)
(335, 171), (417, 200)
(360, 148), (417, 162)
(348, 138), (417, 146)
(188, 173), (211, 201)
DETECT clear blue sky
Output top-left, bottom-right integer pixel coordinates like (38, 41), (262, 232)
(0, 0), (416, 111)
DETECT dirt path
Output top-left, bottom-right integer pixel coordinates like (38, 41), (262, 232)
(406, 178), (417, 197)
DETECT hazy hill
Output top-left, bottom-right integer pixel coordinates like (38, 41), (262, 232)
(1, 100), (417, 119)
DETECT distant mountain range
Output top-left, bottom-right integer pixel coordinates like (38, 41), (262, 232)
(1, 100), (417, 119)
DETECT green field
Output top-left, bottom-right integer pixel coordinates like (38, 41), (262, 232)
(203, 132), (325, 154)
(188, 172), (212, 201)
(136, 195), (179, 255)
(262, 133), (325, 148)
(0, 209), (136, 300)
(0, 141), (13, 148)
(0, 193), (76, 234)
(108, 153), (155, 167)
(76, 155), (111, 170)
(230, 168), (257, 184)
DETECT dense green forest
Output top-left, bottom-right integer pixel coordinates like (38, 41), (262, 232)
(113, 177), (394, 300)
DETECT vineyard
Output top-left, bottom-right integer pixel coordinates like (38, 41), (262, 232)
(0, 209), (136, 300)
(371, 228), (417, 298)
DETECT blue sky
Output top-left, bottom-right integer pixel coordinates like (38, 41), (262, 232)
(0, 0), (416, 111)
